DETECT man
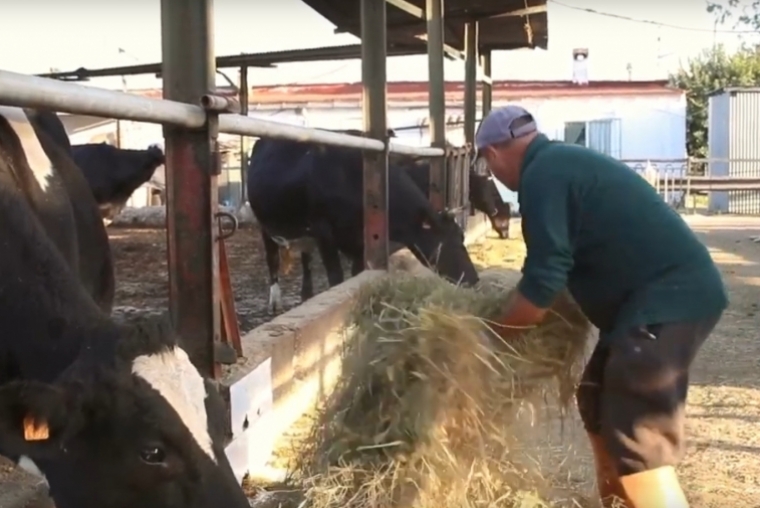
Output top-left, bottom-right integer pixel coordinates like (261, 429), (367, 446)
(475, 105), (727, 508)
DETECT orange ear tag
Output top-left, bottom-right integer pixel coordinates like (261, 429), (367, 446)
(23, 416), (50, 441)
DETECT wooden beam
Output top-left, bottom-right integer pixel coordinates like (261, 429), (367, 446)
(487, 5), (547, 19)
(386, 0), (423, 18)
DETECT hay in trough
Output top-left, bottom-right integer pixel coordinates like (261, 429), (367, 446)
(274, 268), (593, 508)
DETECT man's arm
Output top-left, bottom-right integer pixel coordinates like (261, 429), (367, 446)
(497, 171), (575, 331)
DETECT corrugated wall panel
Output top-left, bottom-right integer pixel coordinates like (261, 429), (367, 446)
(728, 91), (760, 215)
(708, 93), (730, 212)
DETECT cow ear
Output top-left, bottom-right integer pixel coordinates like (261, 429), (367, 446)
(0, 381), (71, 457)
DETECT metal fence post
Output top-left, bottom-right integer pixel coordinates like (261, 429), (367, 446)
(426, 0), (446, 211)
(161, 0), (220, 378)
(481, 49), (492, 116)
(361, 0), (389, 270)
(464, 21), (478, 144)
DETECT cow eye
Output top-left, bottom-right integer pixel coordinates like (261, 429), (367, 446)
(140, 446), (167, 465)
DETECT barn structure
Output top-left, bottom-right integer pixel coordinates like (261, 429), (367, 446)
(2, 0), (549, 484)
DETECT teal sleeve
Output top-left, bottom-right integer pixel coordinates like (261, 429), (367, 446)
(516, 173), (574, 308)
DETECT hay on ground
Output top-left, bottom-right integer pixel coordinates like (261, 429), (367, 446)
(262, 268), (593, 508)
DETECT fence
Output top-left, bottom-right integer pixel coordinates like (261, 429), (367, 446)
(621, 158), (760, 215)
(0, 0), (460, 379)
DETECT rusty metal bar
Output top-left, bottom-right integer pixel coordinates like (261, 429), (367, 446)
(0, 69), (205, 127)
(201, 93), (240, 113)
(361, 0), (390, 271)
(481, 49), (492, 116)
(239, 66), (249, 205)
(426, 0), (446, 211)
(464, 21), (478, 144)
(161, 0), (220, 378)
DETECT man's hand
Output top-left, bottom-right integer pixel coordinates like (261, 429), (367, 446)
(491, 290), (548, 341)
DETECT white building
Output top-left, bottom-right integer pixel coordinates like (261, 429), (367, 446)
(244, 79), (687, 209)
(60, 79), (687, 210)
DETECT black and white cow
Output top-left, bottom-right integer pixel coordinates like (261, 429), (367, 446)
(71, 142), (165, 221)
(247, 134), (481, 313)
(0, 106), (250, 508)
(21, 108), (116, 314)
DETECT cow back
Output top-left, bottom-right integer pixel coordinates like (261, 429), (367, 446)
(28, 114), (115, 313)
(246, 138), (313, 230)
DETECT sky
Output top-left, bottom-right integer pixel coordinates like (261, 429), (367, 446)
(0, 0), (757, 91)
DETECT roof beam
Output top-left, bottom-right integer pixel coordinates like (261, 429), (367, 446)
(386, 0), (423, 18)
(486, 5), (547, 19)
(37, 44), (424, 81)
(334, 0), (464, 58)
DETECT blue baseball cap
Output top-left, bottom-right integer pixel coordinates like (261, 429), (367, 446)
(475, 105), (537, 151)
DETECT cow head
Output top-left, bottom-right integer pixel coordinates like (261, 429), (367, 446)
(468, 170), (511, 239)
(409, 207), (480, 286)
(0, 318), (250, 508)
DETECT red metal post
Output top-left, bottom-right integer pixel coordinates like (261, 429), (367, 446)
(161, 0), (220, 378)
(361, 0), (389, 270)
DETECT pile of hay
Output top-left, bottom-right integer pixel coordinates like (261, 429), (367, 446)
(272, 268), (593, 508)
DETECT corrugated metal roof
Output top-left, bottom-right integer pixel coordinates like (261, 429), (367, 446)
(300, 0), (548, 51)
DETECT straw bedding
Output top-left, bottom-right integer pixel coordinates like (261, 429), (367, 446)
(255, 267), (594, 508)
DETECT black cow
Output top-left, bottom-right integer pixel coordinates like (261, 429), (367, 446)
(71, 142), (166, 221)
(247, 133), (480, 314)
(469, 171), (511, 238)
(397, 157), (512, 239)
(0, 106), (250, 508)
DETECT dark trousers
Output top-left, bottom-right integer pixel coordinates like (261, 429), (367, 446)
(576, 314), (722, 476)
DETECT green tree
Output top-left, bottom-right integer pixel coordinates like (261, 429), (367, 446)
(707, 0), (760, 30)
(669, 45), (760, 158)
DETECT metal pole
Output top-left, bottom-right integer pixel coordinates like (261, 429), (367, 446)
(239, 66), (249, 205)
(161, 0), (219, 378)
(218, 114), (384, 150)
(426, 0), (446, 211)
(361, 0), (389, 270)
(0, 69), (205, 127)
(464, 21), (478, 145)
(481, 49), (492, 116)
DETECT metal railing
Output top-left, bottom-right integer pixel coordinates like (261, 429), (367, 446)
(621, 158), (760, 215)
(0, 68), (444, 158)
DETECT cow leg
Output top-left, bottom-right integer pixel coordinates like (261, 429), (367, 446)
(311, 222), (344, 287)
(300, 251), (314, 302)
(261, 232), (283, 314)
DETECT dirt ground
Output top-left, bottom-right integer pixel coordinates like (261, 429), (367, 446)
(2, 216), (760, 507)
(470, 216), (760, 507)
(108, 224), (337, 332)
(260, 216), (760, 507)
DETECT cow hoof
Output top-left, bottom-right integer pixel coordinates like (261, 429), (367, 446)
(268, 283), (282, 315)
